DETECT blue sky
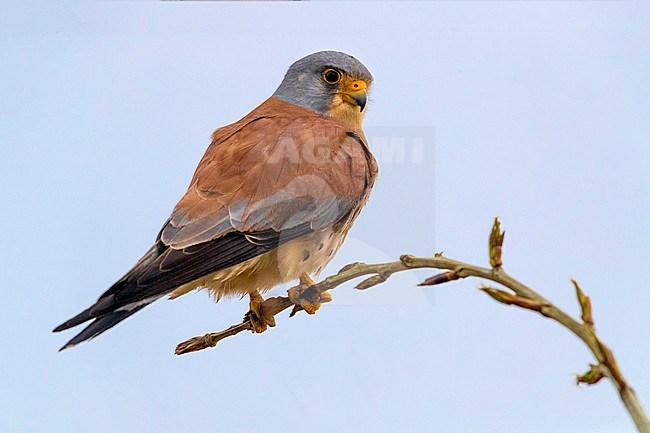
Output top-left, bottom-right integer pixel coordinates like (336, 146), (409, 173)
(1, 2), (648, 432)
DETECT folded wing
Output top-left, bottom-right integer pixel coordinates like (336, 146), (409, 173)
(53, 98), (375, 349)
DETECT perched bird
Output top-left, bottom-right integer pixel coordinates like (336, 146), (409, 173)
(53, 51), (378, 350)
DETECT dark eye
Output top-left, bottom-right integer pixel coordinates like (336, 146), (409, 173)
(322, 68), (341, 85)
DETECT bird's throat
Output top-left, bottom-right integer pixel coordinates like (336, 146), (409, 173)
(326, 98), (366, 129)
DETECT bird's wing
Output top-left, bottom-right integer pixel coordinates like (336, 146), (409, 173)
(54, 98), (375, 335)
(161, 109), (372, 249)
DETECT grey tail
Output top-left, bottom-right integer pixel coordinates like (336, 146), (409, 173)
(58, 306), (146, 352)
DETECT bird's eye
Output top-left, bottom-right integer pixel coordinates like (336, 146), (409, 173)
(322, 69), (342, 85)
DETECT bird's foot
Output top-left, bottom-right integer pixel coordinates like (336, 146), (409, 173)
(288, 273), (332, 316)
(244, 291), (277, 333)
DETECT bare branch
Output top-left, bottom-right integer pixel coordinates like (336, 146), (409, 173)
(174, 218), (649, 433)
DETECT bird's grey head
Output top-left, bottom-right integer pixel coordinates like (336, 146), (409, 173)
(272, 51), (373, 119)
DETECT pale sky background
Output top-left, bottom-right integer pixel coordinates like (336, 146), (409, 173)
(1, 2), (648, 433)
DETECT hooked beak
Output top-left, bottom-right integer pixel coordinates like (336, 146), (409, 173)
(341, 80), (368, 112)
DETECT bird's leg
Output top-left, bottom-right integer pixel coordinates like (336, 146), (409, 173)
(287, 273), (333, 316)
(244, 290), (277, 333)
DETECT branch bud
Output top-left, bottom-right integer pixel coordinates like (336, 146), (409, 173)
(489, 217), (505, 268)
(572, 278), (594, 327)
(576, 363), (605, 385)
(418, 271), (459, 286)
(355, 274), (387, 290)
(480, 286), (546, 312)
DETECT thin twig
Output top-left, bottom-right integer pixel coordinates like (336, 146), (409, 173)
(174, 219), (649, 433)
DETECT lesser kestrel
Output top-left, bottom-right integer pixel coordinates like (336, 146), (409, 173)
(54, 51), (378, 350)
